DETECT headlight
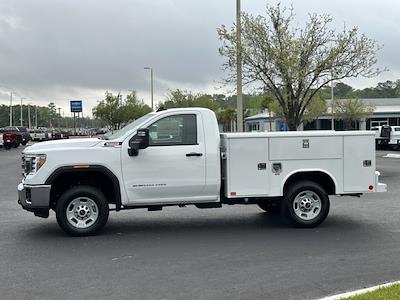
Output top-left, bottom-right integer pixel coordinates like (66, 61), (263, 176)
(36, 154), (47, 171)
(22, 154), (46, 176)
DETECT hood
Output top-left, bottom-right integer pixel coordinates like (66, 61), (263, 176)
(24, 138), (102, 153)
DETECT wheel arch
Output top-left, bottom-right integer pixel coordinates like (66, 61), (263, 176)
(45, 165), (122, 210)
(282, 169), (337, 196)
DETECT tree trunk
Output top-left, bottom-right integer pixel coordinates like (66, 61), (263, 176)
(285, 110), (299, 131)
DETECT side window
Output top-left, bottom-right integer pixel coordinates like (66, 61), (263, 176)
(147, 114), (197, 146)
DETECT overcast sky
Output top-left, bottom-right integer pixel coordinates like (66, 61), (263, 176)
(0, 0), (399, 116)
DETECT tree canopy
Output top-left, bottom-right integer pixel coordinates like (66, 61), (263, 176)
(92, 91), (151, 130)
(217, 3), (382, 130)
(334, 99), (375, 129)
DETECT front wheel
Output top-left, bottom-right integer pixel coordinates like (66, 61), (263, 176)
(56, 186), (109, 236)
(282, 181), (330, 228)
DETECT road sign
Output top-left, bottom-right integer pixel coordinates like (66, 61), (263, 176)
(70, 100), (82, 113)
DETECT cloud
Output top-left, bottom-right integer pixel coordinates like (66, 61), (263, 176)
(0, 0), (398, 115)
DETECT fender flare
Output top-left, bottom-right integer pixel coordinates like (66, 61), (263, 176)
(45, 165), (122, 211)
(281, 169), (338, 195)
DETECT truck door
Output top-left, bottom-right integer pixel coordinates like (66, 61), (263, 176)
(121, 112), (207, 204)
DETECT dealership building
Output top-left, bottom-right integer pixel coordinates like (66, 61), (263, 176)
(244, 98), (400, 132)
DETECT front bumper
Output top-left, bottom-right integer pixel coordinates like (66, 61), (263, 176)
(17, 182), (51, 218)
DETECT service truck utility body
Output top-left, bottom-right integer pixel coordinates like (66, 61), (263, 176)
(17, 108), (386, 236)
(222, 131), (381, 198)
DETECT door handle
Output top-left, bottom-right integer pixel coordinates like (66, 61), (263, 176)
(186, 152), (203, 157)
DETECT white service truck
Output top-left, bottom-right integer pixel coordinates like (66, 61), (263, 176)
(18, 108), (387, 236)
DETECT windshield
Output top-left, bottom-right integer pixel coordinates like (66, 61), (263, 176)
(106, 113), (155, 140)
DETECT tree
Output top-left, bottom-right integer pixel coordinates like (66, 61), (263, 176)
(47, 102), (57, 127)
(93, 91), (151, 130)
(269, 95), (326, 123)
(334, 98), (374, 129)
(217, 4), (382, 130)
(93, 92), (121, 130)
(333, 83), (354, 99)
(158, 89), (219, 111)
(217, 108), (236, 132)
(122, 91), (152, 123)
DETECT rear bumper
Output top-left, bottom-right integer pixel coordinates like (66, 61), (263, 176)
(17, 182), (51, 218)
(375, 171), (387, 193)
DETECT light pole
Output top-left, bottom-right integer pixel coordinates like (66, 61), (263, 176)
(9, 92), (13, 126)
(236, 0), (243, 132)
(144, 66), (154, 110)
(20, 97), (25, 126)
(28, 103), (32, 129)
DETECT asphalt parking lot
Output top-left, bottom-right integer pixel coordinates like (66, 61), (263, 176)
(1, 147), (400, 300)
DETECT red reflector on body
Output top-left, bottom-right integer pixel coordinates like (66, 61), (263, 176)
(368, 185), (374, 190)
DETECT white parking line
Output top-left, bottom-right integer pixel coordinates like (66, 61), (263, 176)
(318, 280), (400, 300)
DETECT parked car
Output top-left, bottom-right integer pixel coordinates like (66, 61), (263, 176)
(3, 126), (31, 146)
(60, 131), (70, 139)
(29, 129), (48, 142)
(371, 125), (400, 150)
(0, 128), (18, 149)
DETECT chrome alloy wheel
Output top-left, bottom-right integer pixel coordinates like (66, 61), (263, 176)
(292, 190), (322, 221)
(66, 197), (99, 229)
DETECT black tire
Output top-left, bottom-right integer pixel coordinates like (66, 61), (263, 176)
(282, 181), (330, 228)
(257, 202), (281, 214)
(5, 144), (11, 150)
(55, 186), (109, 236)
(13, 143), (19, 148)
(22, 141), (27, 146)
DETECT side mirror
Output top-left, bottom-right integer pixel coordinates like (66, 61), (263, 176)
(128, 128), (149, 156)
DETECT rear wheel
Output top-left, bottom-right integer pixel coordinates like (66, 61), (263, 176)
(56, 186), (109, 236)
(282, 181), (330, 228)
(4, 144), (11, 150)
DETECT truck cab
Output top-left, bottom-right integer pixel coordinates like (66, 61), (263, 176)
(18, 108), (386, 236)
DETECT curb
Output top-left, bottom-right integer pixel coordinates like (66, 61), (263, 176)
(318, 281), (400, 300)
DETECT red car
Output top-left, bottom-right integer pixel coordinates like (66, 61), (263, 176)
(0, 129), (18, 150)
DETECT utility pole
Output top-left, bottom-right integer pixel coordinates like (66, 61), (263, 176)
(28, 104), (31, 129)
(331, 77), (334, 130)
(58, 107), (61, 128)
(144, 67), (154, 110)
(20, 97), (25, 126)
(9, 92), (13, 126)
(35, 105), (38, 128)
(236, 0), (243, 132)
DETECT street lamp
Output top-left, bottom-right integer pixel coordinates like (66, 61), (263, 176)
(20, 97), (26, 126)
(144, 66), (154, 110)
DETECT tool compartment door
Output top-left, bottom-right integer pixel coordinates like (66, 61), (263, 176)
(225, 137), (269, 197)
(343, 135), (375, 192)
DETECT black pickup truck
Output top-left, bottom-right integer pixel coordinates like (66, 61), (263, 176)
(3, 126), (31, 146)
